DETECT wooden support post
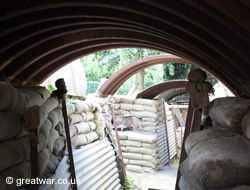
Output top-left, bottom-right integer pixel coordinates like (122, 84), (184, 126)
(175, 99), (202, 190)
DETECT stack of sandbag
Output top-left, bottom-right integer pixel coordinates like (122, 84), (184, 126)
(112, 96), (174, 166)
(118, 131), (162, 173)
(64, 99), (106, 147)
(0, 82), (58, 189)
(179, 97), (250, 190)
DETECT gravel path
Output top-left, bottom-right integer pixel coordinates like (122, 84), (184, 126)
(127, 165), (178, 190)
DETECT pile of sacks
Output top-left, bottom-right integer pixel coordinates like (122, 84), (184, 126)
(112, 96), (174, 167)
(179, 97), (250, 190)
(0, 82), (64, 189)
(65, 99), (106, 147)
(118, 131), (162, 173)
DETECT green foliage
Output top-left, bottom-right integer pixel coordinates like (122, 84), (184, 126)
(47, 84), (55, 92)
(122, 174), (141, 190)
(85, 81), (99, 94)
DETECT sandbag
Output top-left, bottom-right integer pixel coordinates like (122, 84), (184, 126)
(128, 160), (155, 168)
(47, 129), (60, 152)
(68, 114), (83, 125)
(120, 140), (142, 147)
(53, 136), (65, 156)
(72, 100), (89, 113)
(38, 148), (52, 176)
(20, 90), (44, 107)
(41, 97), (59, 115)
(112, 96), (120, 103)
(120, 103), (133, 110)
(0, 136), (30, 172)
(141, 122), (157, 128)
(143, 167), (155, 173)
(126, 164), (143, 173)
(94, 120), (105, 130)
(0, 82), (27, 115)
(142, 155), (157, 163)
(141, 143), (155, 149)
(84, 112), (95, 121)
(209, 97), (250, 132)
(71, 131), (99, 147)
(0, 161), (31, 190)
(126, 147), (156, 156)
(185, 129), (239, 155)
(130, 111), (158, 119)
(67, 122), (91, 138)
(66, 102), (76, 115)
(122, 152), (143, 160)
(181, 135), (250, 189)
(143, 105), (157, 112)
(0, 112), (22, 141)
(48, 107), (62, 128)
(38, 120), (53, 151)
(118, 132), (128, 140)
(94, 112), (104, 121)
(132, 104), (144, 111)
(124, 131), (157, 143)
(118, 96), (135, 104)
(134, 99), (160, 106)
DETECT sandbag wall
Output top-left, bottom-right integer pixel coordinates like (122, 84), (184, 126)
(118, 131), (162, 173)
(0, 82), (64, 190)
(112, 95), (177, 171)
(179, 97), (250, 190)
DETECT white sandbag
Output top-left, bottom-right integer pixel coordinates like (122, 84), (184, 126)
(113, 104), (120, 110)
(41, 97), (59, 115)
(94, 120), (105, 130)
(120, 110), (130, 115)
(0, 136), (30, 172)
(130, 111), (158, 119)
(54, 121), (64, 135)
(84, 112), (95, 121)
(209, 97), (250, 132)
(92, 102), (102, 113)
(122, 152), (143, 160)
(126, 147), (156, 156)
(134, 99), (160, 106)
(94, 112), (104, 121)
(66, 102), (75, 115)
(143, 105), (157, 112)
(125, 131), (157, 143)
(68, 114), (83, 125)
(141, 143), (155, 149)
(20, 90), (44, 107)
(126, 164), (143, 173)
(38, 120), (52, 151)
(120, 140), (142, 147)
(71, 131), (99, 147)
(67, 122), (91, 137)
(128, 160), (155, 168)
(142, 155), (157, 163)
(53, 136), (65, 156)
(132, 104), (144, 111)
(0, 82), (27, 115)
(143, 167), (155, 173)
(242, 110), (250, 139)
(47, 129), (60, 152)
(141, 122), (157, 127)
(88, 121), (97, 130)
(142, 118), (157, 122)
(117, 95), (135, 104)
(0, 161), (31, 190)
(72, 100), (89, 113)
(0, 112), (22, 141)
(118, 132), (128, 140)
(112, 109), (121, 115)
(112, 96), (120, 103)
(46, 155), (59, 175)
(48, 107), (63, 128)
(102, 104), (109, 113)
(38, 148), (52, 176)
(120, 103), (133, 110)
(185, 129), (239, 155)
(121, 146), (127, 152)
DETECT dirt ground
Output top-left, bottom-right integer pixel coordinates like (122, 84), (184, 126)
(126, 164), (178, 190)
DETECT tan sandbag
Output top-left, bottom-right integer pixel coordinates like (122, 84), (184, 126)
(112, 109), (121, 115)
(0, 82), (27, 115)
(120, 140), (142, 147)
(141, 142), (155, 149)
(53, 136), (65, 156)
(20, 90), (44, 107)
(113, 104), (120, 110)
(94, 120), (105, 130)
(68, 114), (83, 125)
(0, 136), (30, 172)
(120, 103), (133, 110)
(0, 161), (31, 190)
(128, 160), (155, 168)
(94, 112), (104, 121)
(122, 152), (143, 160)
(37, 119), (52, 151)
(48, 107), (63, 128)
(72, 100), (89, 113)
(134, 99), (160, 106)
(143, 105), (157, 112)
(117, 95), (135, 104)
(66, 102), (75, 115)
(38, 148), (52, 177)
(209, 97), (250, 132)
(142, 118), (157, 122)
(121, 146), (127, 152)
(141, 122), (157, 128)
(112, 96), (120, 103)
(143, 167), (155, 173)
(92, 102), (102, 113)
(102, 104), (109, 113)
(126, 147), (156, 156)
(181, 135), (250, 189)
(88, 121), (97, 130)
(0, 112), (22, 141)
(41, 97), (59, 115)
(67, 122), (90, 138)
(130, 111), (158, 119)
(54, 121), (64, 135)
(71, 131), (99, 147)
(242, 110), (250, 139)
(185, 129), (239, 155)
(47, 129), (60, 152)
(120, 110), (130, 115)
(131, 104), (144, 111)
(126, 164), (143, 173)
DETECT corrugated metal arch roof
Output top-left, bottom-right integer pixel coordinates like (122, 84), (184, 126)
(0, 1), (250, 97)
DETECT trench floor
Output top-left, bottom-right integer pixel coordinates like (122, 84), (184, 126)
(126, 164), (178, 190)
